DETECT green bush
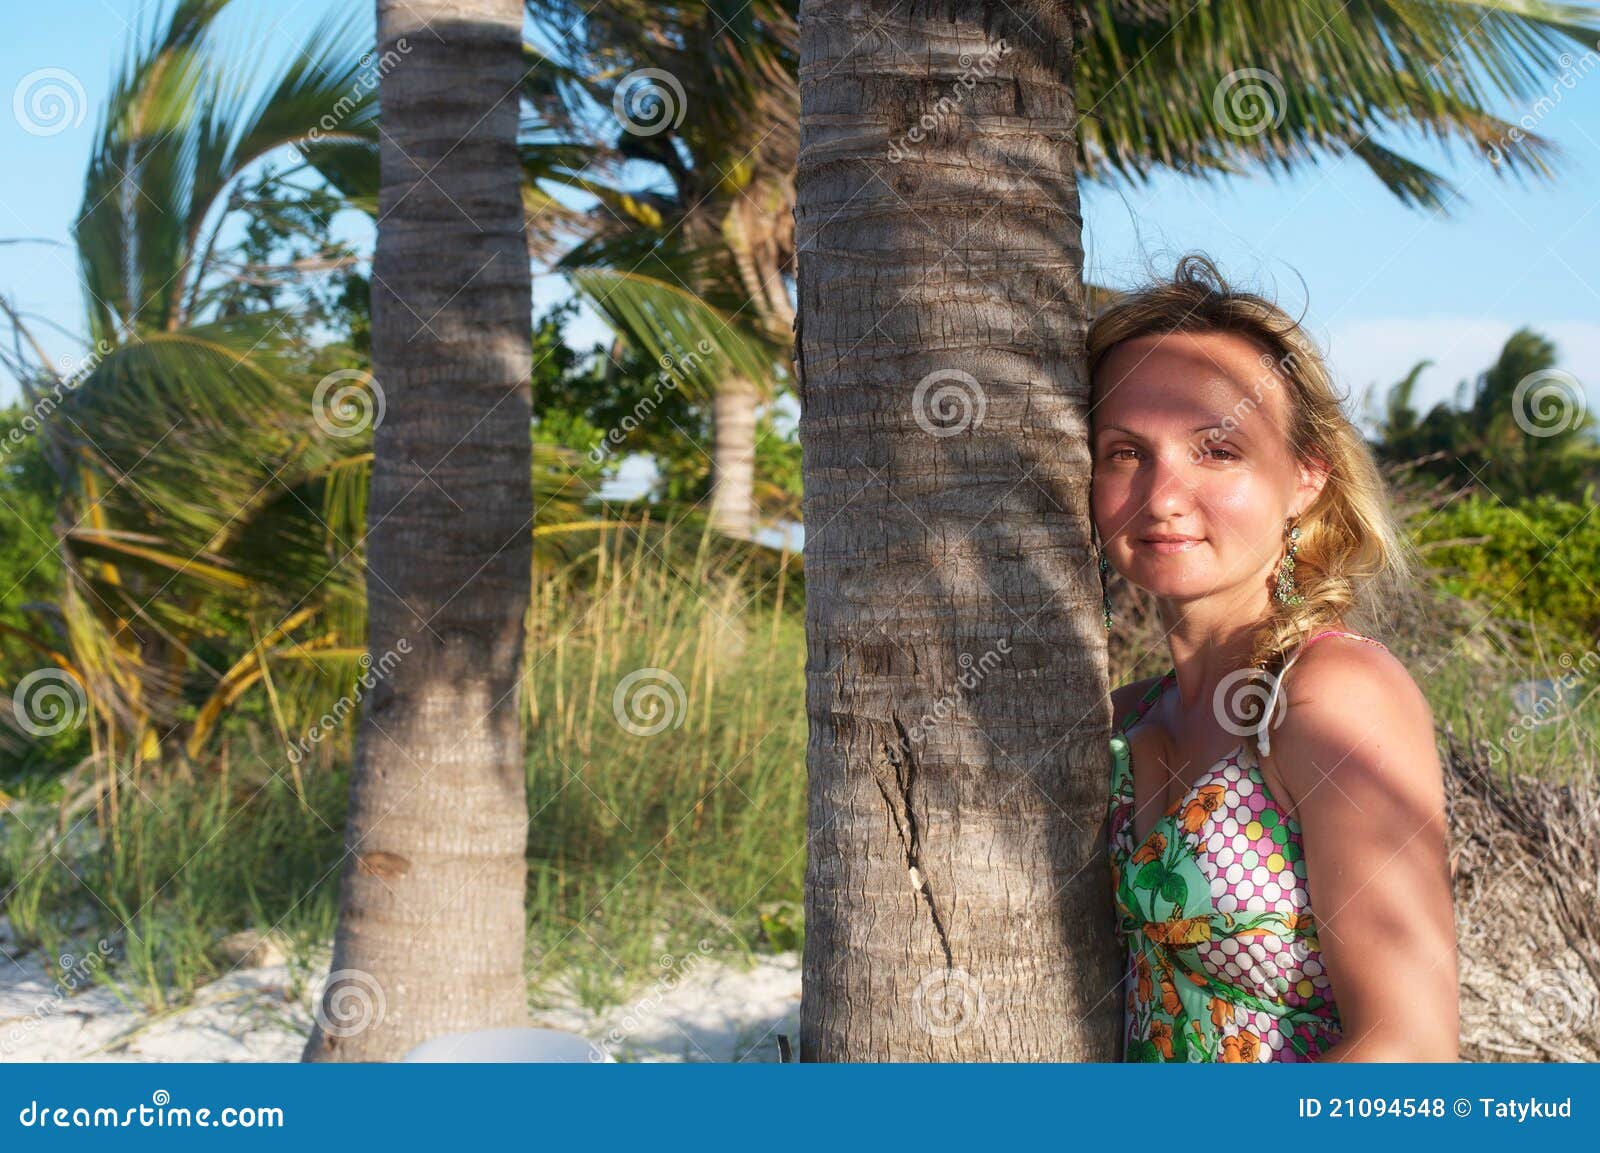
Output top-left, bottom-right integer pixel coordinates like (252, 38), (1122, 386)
(1413, 494), (1600, 646)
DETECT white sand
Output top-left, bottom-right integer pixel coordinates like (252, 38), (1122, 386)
(0, 917), (801, 1063)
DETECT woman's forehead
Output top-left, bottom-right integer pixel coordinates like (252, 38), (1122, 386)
(1092, 330), (1289, 427)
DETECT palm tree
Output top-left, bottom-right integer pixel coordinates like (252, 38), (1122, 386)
(1370, 327), (1600, 501)
(795, 0), (1600, 1061)
(1073, 0), (1597, 208)
(0, 0), (384, 791)
(526, 0), (800, 540)
(302, 0), (536, 1061)
(795, 0), (1117, 1061)
(529, 0), (1595, 547)
(302, 5), (789, 531)
(0, 0), (600, 778)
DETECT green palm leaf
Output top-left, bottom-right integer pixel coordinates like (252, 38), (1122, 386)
(568, 269), (786, 400)
(1078, 0), (1600, 209)
(76, 3), (377, 337)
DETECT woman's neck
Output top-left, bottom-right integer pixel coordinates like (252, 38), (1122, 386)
(1155, 584), (1273, 713)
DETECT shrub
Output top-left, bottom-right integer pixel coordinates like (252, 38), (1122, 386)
(1411, 494), (1600, 646)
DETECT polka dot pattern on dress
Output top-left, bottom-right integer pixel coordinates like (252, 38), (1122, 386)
(1111, 745), (1342, 1061)
(1105, 627), (1388, 1063)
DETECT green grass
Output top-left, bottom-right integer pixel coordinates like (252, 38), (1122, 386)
(520, 521), (808, 1009)
(0, 764), (347, 1009)
(1411, 620), (1600, 788)
(0, 518), (808, 1016)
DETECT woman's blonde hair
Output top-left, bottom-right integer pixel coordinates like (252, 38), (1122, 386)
(1087, 253), (1418, 678)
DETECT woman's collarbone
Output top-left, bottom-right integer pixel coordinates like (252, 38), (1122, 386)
(1127, 719), (1246, 820)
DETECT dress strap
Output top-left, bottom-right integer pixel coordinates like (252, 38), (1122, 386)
(1113, 669), (1175, 737)
(1256, 629), (1387, 755)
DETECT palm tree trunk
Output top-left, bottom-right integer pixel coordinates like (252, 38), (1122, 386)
(303, 0), (533, 1061)
(709, 376), (759, 539)
(796, 0), (1120, 1060)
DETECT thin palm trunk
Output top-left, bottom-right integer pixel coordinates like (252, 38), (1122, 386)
(709, 376), (759, 539)
(303, 0), (533, 1061)
(796, 0), (1120, 1060)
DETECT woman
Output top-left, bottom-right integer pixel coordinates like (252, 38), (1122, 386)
(1092, 255), (1459, 1062)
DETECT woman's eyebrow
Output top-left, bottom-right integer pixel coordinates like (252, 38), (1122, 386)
(1096, 422), (1239, 436)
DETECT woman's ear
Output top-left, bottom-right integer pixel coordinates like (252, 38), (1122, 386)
(1295, 453), (1331, 512)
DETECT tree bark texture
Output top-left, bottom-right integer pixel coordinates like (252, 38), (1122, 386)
(710, 376), (760, 539)
(303, 0), (533, 1061)
(796, 0), (1120, 1061)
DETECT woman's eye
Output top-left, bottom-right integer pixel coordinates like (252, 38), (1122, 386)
(1203, 446), (1238, 461)
(1107, 447), (1139, 461)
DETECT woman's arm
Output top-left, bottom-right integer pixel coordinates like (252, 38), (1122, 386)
(1263, 642), (1460, 1062)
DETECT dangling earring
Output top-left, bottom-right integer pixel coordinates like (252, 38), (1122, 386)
(1274, 517), (1304, 606)
(1099, 547), (1114, 630)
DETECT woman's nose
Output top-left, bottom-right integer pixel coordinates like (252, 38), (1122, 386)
(1143, 451), (1197, 517)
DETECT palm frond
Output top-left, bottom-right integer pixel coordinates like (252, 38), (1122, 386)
(75, 1), (377, 337)
(569, 269), (786, 400)
(1078, 0), (1600, 210)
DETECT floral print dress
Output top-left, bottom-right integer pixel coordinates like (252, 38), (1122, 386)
(1107, 628), (1389, 1062)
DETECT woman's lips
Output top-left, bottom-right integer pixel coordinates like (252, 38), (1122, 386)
(1139, 537), (1202, 555)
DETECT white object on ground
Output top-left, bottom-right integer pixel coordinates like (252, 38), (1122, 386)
(403, 1026), (611, 1062)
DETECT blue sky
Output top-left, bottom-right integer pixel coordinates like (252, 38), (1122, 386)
(3, 0), (1598, 428)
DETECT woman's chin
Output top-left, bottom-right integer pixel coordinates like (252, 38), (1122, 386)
(1125, 565), (1220, 602)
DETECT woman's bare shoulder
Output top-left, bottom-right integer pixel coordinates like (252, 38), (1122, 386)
(1267, 634), (1438, 808)
(1284, 632), (1425, 716)
(1110, 672), (1165, 730)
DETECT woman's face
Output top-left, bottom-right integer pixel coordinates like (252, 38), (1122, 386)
(1090, 329), (1326, 607)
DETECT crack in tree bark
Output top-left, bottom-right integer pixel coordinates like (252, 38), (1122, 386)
(871, 714), (954, 968)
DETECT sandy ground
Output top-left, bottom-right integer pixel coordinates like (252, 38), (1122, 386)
(0, 917), (801, 1063)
